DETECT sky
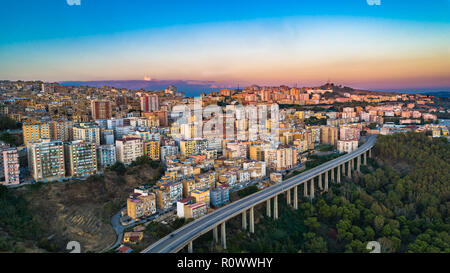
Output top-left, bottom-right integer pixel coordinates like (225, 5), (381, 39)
(0, 0), (449, 91)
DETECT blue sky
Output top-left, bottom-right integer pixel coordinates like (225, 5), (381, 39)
(0, 0), (449, 90)
(1, 0), (449, 44)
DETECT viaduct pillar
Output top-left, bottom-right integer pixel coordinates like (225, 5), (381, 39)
(188, 241), (193, 253)
(318, 173), (323, 190)
(249, 207), (255, 234)
(293, 186), (298, 210)
(221, 222), (226, 250)
(304, 180), (308, 197)
(213, 226), (218, 243)
(337, 165), (341, 183)
(274, 195), (279, 220)
(287, 188), (291, 205)
(347, 161), (352, 178)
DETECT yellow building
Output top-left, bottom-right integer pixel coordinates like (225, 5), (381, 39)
(184, 202), (207, 219)
(320, 126), (338, 147)
(195, 171), (216, 189)
(249, 145), (265, 161)
(123, 232), (144, 244)
(182, 177), (210, 197)
(127, 193), (156, 220)
(191, 189), (210, 207)
(164, 170), (178, 181)
(23, 121), (51, 146)
(193, 167), (202, 175)
(295, 111), (305, 120)
(145, 115), (160, 127)
(182, 179), (196, 197)
(180, 140), (197, 157)
(144, 140), (160, 160)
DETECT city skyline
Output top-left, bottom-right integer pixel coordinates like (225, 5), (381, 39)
(0, 0), (449, 91)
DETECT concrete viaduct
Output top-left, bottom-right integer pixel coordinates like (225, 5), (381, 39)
(142, 135), (377, 253)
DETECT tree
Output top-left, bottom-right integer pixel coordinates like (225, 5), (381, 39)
(303, 232), (327, 253)
(304, 217), (320, 232)
(109, 162), (126, 175)
(368, 123), (377, 129)
(374, 216), (385, 232)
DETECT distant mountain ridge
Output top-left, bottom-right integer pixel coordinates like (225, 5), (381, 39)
(60, 80), (449, 98)
(60, 79), (219, 97)
(419, 91), (450, 98)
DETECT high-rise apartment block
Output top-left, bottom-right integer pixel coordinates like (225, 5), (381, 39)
(91, 100), (112, 120)
(140, 94), (159, 112)
(51, 120), (73, 142)
(23, 121), (51, 146)
(143, 140), (160, 161)
(98, 144), (117, 167)
(115, 137), (143, 165)
(73, 123), (101, 146)
(320, 126), (338, 147)
(65, 140), (97, 177)
(28, 139), (65, 182)
(1, 147), (20, 185)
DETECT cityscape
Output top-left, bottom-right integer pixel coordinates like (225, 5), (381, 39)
(0, 0), (448, 264)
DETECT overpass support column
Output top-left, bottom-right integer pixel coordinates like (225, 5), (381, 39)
(337, 165), (341, 183)
(266, 199), (271, 217)
(242, 210), (247, 230)
(188, 241), (193, 253)
(249, 207), (255, 233)
(213, 226), (218, 243)
(352, 158), (355, 174)
(310, 178), (315, 199)
(347, 161), (352, 178)
(318, 174), (323, 190)
(364, 152), (367, 165)
(293, 186), (298, 210)
(287, 188), (291, 206)
(221, 222), (226, 250)
(304, 180), (308, 197)
(274, 195), (279, 220)
(325, 171), (329, 192)
(357, 155), (361, 172)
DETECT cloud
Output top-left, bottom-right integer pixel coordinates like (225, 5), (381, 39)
(66, 0), (81, 6)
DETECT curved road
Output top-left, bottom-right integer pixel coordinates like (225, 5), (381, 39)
(142, 135), (377, 253)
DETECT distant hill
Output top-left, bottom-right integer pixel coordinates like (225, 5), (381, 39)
(419, 91), (450, 98)
(60, 79), (449, 98)
(60, 79), (220, 97)
(319, 83), (399, 96)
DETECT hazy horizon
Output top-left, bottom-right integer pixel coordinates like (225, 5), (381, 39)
(56, 78), (450, 97)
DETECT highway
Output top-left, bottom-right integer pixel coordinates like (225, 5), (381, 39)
(142, 135), (377, 253)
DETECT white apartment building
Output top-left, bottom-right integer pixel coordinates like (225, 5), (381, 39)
(115, 137), (144, 165)
(73, 123), (101, 146)
(337, 140), (359, 154)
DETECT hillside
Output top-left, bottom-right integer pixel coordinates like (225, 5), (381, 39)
(0, 160), (164, 253)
